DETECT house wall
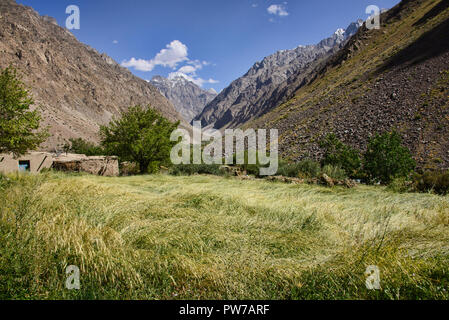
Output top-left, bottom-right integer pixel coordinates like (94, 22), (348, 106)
(0, 152), (54, 174)
(0, 153), (119, 176)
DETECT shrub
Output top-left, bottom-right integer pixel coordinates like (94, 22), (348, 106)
(170, 164), (225, 176)
(319, 133), (361, 178)
(277, 161), (299, 178)
(233, 151), (263, 177)
(387, 177), (412, 193)
(322, 164), (347, 180)
(277, 159), (321, 178)
(297, 159), (322, 178)
(363, 131), (415, 185)
(119, 162), (140, 176)
(414, 171), (449, 195)
(63, 138), (105, 156)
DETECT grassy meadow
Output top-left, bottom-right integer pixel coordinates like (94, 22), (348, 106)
(1, 172), (448, 300)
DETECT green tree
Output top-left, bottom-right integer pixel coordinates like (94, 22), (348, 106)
(100, 105), (179, 174)
(363, 131), (415, 184)
(63, 138), (104, 156)
(319, 133), (361, 178)
(0, 67), (48, 156)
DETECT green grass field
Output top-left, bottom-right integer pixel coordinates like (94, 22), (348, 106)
(1, 172), (448, 299)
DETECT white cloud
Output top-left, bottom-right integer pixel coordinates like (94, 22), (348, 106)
(267, 4), (289, 17)
(252, 4), (258, 8)
(121, 58), (154, 71)
(187, 59), (204, 70)
(122, 40), (217, 88)
(112, 40), (119, 44)
(177, 65), (196, 74)
(152, 40), (188, 68)
(170, 59), (218, 87)
(122, 40), (188, 72)
(168, 70), (218, 88)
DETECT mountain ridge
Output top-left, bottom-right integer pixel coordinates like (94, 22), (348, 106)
(0, 0), (184, 151)
(245, 0), (449, 170)
(194, 20), (364, 129)
(150, 75), (217, 122)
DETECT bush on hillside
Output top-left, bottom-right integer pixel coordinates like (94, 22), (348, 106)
(363, 131), (415, 185)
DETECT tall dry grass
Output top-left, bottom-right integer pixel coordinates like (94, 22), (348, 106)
(1, 172), (448, 299)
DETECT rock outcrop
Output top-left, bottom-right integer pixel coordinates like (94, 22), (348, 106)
(150, 75), (217, 122)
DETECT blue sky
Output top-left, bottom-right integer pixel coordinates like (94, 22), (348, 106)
(18, 0), (400, 92)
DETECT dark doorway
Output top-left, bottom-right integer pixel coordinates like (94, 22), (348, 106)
(18, 160), (31, 172)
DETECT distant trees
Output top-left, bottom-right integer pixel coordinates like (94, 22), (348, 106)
(363, 131), (415, 184)
(319, 131), (415, 184)
(63, 138), (104, 156)
(100, 105), (179, 174)
(0, 67), (48, 156)
(319, 133), (361, 178)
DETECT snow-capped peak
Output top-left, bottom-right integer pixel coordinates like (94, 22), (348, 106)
(334, 28), (345, 37)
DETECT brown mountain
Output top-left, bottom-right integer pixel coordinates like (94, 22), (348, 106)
(245, 0), (449, 170)
(0, 0), (183, 151)
(150, 75), (217, 122)
(194, 20), (363, 130)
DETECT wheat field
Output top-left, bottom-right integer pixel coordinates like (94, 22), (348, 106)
(1, 172), (448, 299)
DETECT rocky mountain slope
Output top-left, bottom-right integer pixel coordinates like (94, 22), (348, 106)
(194, 20), (363, 129)
(246, 0), (449, 170)
(0, 0), (183, 151)
(150, 75), (217, 122)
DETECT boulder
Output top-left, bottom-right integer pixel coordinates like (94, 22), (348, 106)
(320, 173), (335, 187)
(343, 178), (356, 188)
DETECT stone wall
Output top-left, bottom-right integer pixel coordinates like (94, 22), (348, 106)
(52, 156), (119, 177)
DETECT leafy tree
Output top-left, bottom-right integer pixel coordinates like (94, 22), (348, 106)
(363, 131), (415, 184)
(0, 67), (48, 156)
(63, 138), (104, 156)
(319, 133), (361, 178)
(100, 105), (179, 174)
